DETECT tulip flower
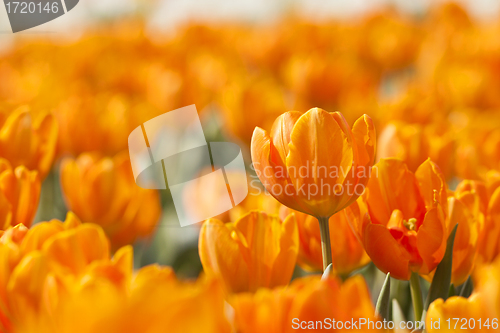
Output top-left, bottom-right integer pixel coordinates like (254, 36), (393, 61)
(359, 12), (421, 71)
(280, 202), (370, 275)
(0, 108), (57, 179)
(475, 182), (500, 265)
(60, 152), (161, 248)
(377, 121), (455, 178)
(199, 211), (298, 293)
(0, 212), (231, 333)
(426, 296), (484, 333)
(219, 75), (289, 145)
(0, 212), (109, 331)
(231, 275), (382, 333)
(0, 159), (41, 230)
(454, 179), (500, 266)
(43, 266), (230, 333)
(251, 108), (376, 270)
(426, 258), (500, 333)
(354, 158), (448, 280)
(443, 187), (484, 287)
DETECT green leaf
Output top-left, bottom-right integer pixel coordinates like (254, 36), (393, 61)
(375, 273), (391, 320)
(459, 276), (473, 298)
(448, 284), (456, 298)
(424, 224), (458, 311)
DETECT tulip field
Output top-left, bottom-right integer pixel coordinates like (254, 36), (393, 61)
(1, 2), (500, 332)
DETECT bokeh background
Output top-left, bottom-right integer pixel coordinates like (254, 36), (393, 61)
(1, 0), (500, 320)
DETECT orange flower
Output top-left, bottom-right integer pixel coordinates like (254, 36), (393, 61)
(358, 11), (421, 71)
(231, 275), (381, 333)
(280, 202), (370, 275)
(199, 211), (298, 293)
(251, 108), (376, 219)
(0, 108), (57, 179)
(60, 152), (161, 248)
(40, 265), (230, 333)
(0, 159), (40, 230)
(355, 158), (448, 280)
(219, 75), (289, 145)
(468, 179), (500, 265)
(0, 214), (230, 333)
(447, 181), (483, 285)
(0, 212), (108, 332)
(377, 121), (455, 178)
(426, 258), (500, 333)
(426, 296), (484, 333)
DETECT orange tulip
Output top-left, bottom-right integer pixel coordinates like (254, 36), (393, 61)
(0, 212), (109, 332)
(231, 275), (382, 333)
(60, 152), (161, 248)
(0, 108), (57, 179)
(377, 121), (455, 178)
(447, 181), (483, 285)
(280, 202), (370, 275)
(252, 108), (376, 220)
(426, 258), (500, 333)
(199, 211), (298, 293)
(219, 75), (290, 145)
(0, 159), (40, 230)
(473, 181), (500, 265)
(454, 179), (500, 266)
(41, 265), (230, 333)
(354, 158), (448, 280)
(0, 214), (231, 333)
(426, 296), (484, 333)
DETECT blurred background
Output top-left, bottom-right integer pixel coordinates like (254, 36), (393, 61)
(1, 0), (500, 318)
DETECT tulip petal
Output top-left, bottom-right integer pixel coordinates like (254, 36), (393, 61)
(417, 207), (447, 275)
(415, 159), (448, 215)
(269, 214), (298, 288)
(270, 111), (302, 164)
(287, 108), (353, 217)
(363, 222), (412, 280)
(366, 158), (426, 225)
(199, 218), (249, 293)
(251, 127), (310, 214)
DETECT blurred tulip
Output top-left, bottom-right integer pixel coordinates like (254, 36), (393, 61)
(231, 275), (382, 333)
(377, 122), (431, 172)
(377, 121), (455, 178)
(355, 158), (448, 280)
(280, 202), (370, 275)
(219, 75), (289, 145)
(0, 212), (109, 332)
(282, 53), (379, 118)
(447, 181), (483, 285)
(426, 296), (483, 333)
(426, 257), (500, 332)
(0, 214), (230, 333)
(60, 152), (161, 248)
(42, 266), (230, 333)
(478, 185), (500, 264)
(0, 159), (40, 230)
(0, 108), (57, 179)
(199, 211), (298, 293)
(358, 12), (421, 71)
(455, 179), (500, 266)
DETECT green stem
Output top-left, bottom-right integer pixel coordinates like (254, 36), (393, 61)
(410, 272), (423, 322)
(317, 216), (332, 272)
